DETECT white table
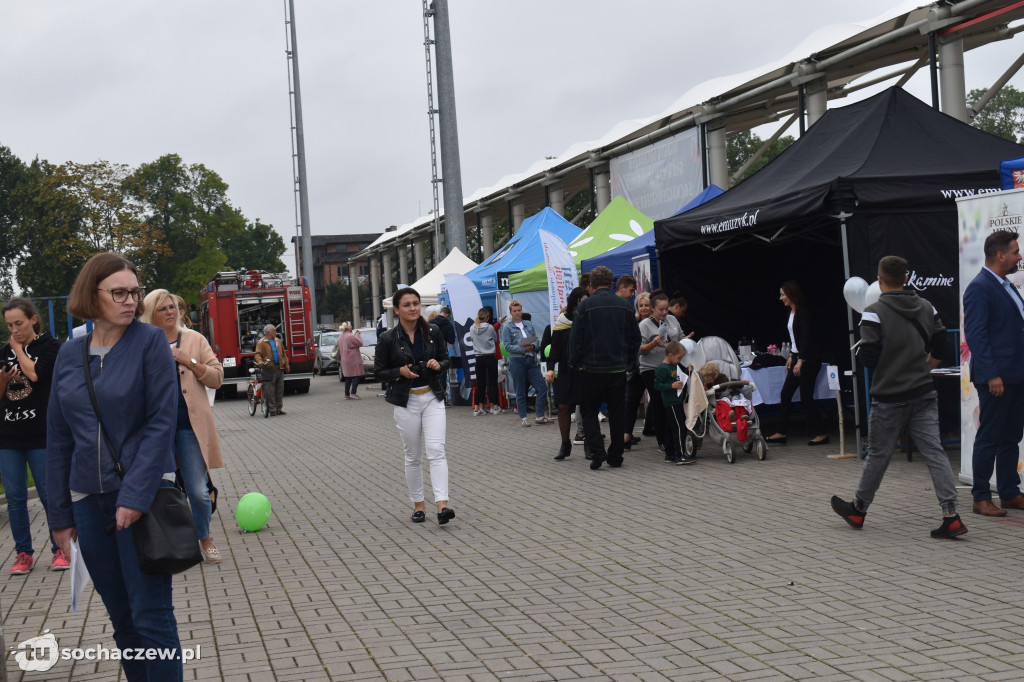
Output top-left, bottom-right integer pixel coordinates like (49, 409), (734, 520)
(740, 365), (832, 406)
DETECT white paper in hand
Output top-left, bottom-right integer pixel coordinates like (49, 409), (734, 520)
(676, 365), (686, 397)
(70, 539), (91, 613)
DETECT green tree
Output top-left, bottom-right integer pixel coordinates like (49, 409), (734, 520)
(0, 145), (27, 296)
(124, 154), (247, 301)
(320, 279), (353, 323)
(12, 158), (89, 298)
(563, 188), (594, 227)
(58, 160), (167, 270)
(727, 130), (795, 185)
(969, 85), (1024, 143)
(222, 219), (287, 272)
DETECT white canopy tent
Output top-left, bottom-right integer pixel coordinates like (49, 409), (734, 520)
(382, 247), (478, 309)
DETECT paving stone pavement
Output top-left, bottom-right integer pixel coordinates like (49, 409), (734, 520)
(1, 375), (1022, 681)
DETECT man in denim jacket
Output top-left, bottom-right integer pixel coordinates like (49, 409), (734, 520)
(500, 300), (550, 427)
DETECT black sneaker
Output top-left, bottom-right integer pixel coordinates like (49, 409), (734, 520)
(676, 455), (697, 465)
(573, 433), (586, 445)
(831, 496), (865, 529)
(930, 514), (968, 539)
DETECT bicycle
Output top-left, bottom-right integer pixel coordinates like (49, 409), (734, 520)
(246, 367), (270, 418)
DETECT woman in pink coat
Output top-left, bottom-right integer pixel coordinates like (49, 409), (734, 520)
(338, 322), (365, 399)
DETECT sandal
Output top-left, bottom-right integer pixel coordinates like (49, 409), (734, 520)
(201, 543), (221, 565)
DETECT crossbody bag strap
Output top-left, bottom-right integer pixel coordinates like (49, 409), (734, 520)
(81, 334), (126, 479)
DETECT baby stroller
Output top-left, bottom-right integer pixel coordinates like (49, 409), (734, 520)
(685, 336), (768, 463)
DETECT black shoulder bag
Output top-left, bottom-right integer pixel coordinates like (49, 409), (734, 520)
(81, 337), (202, 575)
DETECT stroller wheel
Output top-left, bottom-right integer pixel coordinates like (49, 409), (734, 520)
(723, 440), (735, 464)
(684, 431), (700, 458)
(755, 438), (768, 461)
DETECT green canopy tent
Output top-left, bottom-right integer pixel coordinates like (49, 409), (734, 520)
(507, 197), (653, 318)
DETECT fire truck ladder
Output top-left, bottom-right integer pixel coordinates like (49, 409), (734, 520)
(284, 285), (307, 350)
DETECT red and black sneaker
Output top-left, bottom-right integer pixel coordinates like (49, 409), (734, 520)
(930, 514), (968, 539)
(831, 495), (865, 529)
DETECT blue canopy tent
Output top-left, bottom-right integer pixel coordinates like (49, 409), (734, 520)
(581, 185), (724, 280)
(464, 207), (581, 317)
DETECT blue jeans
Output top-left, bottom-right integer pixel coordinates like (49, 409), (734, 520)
(73, 490), (182, 682)
(174, 428), (211, 541)
(0, 447), (57, 556)
(508, 356), (547, 418)
(972, 381), (1024, 501)
(345, 376), (361, 396)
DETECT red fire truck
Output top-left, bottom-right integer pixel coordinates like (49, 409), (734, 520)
(199, 270), (314, 397)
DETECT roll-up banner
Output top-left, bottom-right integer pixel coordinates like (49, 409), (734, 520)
(956, 188), (1024, 488)
(538, 229), (579, 331)
(442, 273), (483, 398)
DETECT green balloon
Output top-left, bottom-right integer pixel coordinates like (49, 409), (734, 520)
(235, 492), (272, 532)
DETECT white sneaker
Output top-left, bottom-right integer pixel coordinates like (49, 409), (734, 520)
(490, 406), (503, 415)
(521, 417), (531, 427)
(473, 407), (484, 416)
(598, 413), (607, 422)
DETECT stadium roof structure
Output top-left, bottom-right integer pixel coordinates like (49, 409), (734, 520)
(353, 0), (1024, 262)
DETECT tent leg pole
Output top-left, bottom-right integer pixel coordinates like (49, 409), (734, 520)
(840, 215), (863, 456)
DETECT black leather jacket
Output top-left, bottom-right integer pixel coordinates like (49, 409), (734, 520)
(374, 322), (450, 407)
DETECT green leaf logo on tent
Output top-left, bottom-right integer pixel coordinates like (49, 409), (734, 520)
(510, 198), (653, 293)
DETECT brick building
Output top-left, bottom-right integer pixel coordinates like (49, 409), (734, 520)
(292, 233), (380, 306)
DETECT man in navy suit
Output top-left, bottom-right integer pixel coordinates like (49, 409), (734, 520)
(964, 229), (1024, 516)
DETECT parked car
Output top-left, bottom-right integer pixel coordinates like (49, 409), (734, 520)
(356, 327), (378, 375)
(313, 330), (340, 375)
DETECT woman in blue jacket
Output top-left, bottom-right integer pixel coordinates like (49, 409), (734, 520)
(46, 252), (182, 681)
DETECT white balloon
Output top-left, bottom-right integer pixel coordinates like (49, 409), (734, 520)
(863, 281), (882, 309)
(682, 339), (705, 370)
(842, 277), (869, 313)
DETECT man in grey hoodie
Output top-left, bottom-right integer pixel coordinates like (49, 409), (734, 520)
(831, 255), (965, 539)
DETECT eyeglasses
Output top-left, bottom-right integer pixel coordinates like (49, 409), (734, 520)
(155, 304), (177, 314)
(97, 288), (144, 303)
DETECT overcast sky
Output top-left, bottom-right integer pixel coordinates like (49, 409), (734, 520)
(4, 1), (1024, 274)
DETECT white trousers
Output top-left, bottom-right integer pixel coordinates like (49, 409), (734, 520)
(394, 391), (449, 503)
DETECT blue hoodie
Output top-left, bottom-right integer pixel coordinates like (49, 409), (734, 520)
(46, 320), (177, 530)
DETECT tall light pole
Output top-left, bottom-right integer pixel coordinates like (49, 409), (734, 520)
(423, 0), (467, 256)
(285, 0), (318, 324)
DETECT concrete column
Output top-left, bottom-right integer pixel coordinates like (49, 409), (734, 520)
(707, 124), (729, 189)
(414, 239), (426, 281)
(939, 37), (968, 122)
(511, 199), (525, 233)
(545, 179), (564, 216)
(350, 268), (360, 328)
(480, 213), (494, 259)
(805, 78), (828, 127)
(594, 168), (611, 213)
(382, 251), (394, 327)
(370, 256), (381, 323)
(398, 244), (409, 287)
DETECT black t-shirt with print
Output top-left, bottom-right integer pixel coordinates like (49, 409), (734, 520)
(0, 333), (62, 450)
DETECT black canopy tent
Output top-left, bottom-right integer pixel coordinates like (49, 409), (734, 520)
(654, 87), (1024, 444)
